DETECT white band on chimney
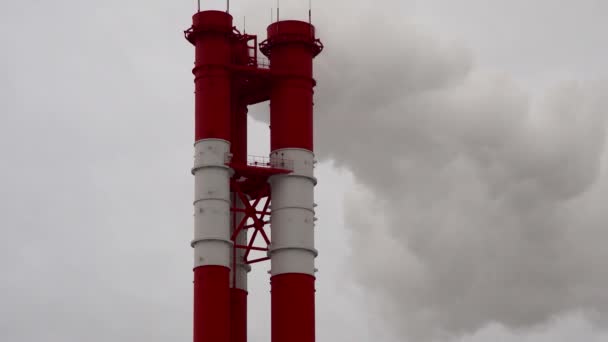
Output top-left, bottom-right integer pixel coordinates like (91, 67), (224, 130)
(193, 139), (233, 269)
(269, 148), (317, 276)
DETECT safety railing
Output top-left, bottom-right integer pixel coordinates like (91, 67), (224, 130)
(226, 153), (293, 171)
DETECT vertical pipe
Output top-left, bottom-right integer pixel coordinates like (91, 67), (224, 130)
(188, 10), (234, 342)
(230, 193), (249, 342)
(262, 20), (322, 342)
(230, 286), (248, 342)
(230, 101), (249, 342)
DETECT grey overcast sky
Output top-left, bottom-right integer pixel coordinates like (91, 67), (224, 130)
(1, 1), (607, 341)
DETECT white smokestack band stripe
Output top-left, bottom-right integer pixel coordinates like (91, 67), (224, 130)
(192, 139), (233, 269)
(269, 148), (318, 276)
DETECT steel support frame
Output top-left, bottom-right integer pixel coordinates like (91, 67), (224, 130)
(230, 179), (272, 282)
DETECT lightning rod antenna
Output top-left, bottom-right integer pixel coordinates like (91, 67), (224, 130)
(277, 0), (280, 22)
(227, 0), (230, 13)
(309, 0), (312, 23)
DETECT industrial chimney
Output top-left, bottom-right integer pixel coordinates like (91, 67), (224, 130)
(185, 4), (323, 342)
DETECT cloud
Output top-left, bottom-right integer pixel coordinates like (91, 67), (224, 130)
(252, 1), (608, 340)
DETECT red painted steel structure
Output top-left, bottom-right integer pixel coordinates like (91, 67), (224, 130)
(186, 7), (323, 342)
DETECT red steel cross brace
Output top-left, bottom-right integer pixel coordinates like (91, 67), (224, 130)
(230, 180), (272, 265)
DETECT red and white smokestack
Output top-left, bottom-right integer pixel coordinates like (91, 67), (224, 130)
(261, 20), (323, 342)
(186, 8), (323, 342)
(187, 10), (234, 342)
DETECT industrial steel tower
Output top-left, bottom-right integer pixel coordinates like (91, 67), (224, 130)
(185, 5), (323, 342)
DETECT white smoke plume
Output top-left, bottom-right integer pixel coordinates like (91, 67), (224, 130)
(242, 0), (608, 340)
(312, 4), (608, 342)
